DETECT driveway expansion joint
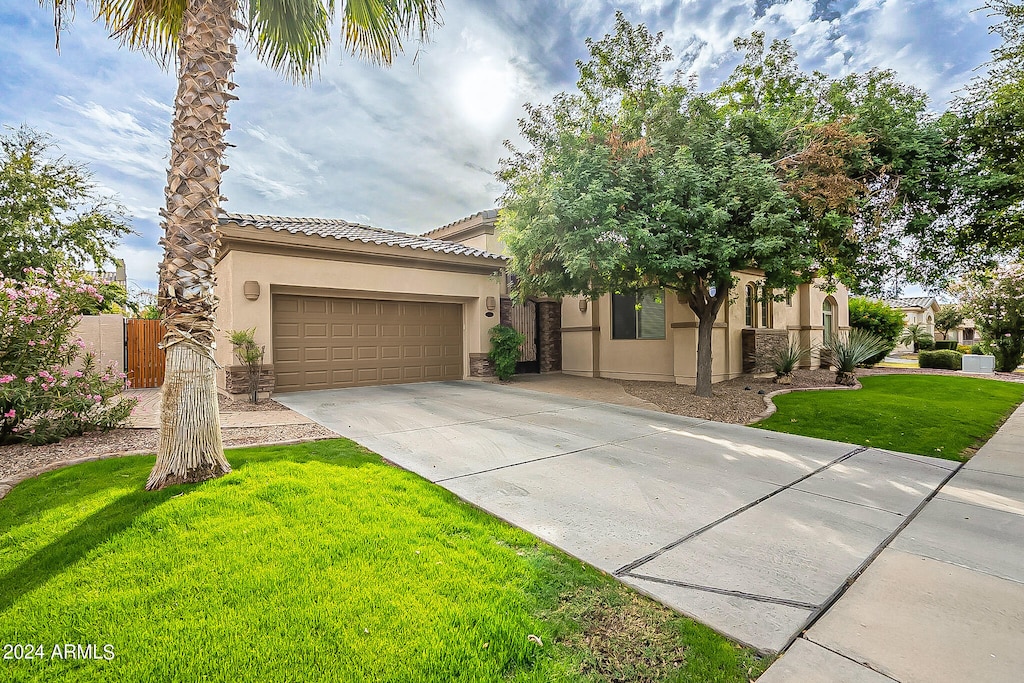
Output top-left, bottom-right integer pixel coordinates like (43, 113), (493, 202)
(613, 446), (867, 576)
(801, 637), (902, 682)
(782, 457), (967, 653)
(623, 572), (820, 610)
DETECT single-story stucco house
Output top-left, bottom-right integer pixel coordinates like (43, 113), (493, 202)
(886, 297), (978, 352)
(214, 210), (850, 395)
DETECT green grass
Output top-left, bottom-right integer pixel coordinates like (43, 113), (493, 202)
(0, 440), (767, 682)
(756, 375), (1024, 460)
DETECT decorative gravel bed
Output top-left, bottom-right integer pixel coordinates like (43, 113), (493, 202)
(615, 366), (1024, 425)
(0, 423), (338, 484)
(614, 369), (843, 424)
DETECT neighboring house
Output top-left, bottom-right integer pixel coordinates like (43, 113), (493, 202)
(86, 259), (128, 288)
(886, 297), (939, 353)
(885, 297), (978, 351)
(216, 210), (851, 395)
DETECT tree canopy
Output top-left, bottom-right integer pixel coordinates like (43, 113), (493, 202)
(0, 127), (133, 278)
(499, 16), (817, 395)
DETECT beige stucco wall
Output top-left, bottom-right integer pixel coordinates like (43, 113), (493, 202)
(75, 314), (125, 372)
(561, 277), (850, 385)
(215, 249), (502, 390)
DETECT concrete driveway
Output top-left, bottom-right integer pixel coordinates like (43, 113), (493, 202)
(277, 381), (957, 653)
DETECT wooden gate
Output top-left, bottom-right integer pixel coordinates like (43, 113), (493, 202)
(126, 319), (165, 388)
(508, 300), (539, 373)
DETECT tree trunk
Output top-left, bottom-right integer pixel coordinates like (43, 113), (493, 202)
(695, 310), (716, 397)
(148, 0), (238, 490)
(687, 281), (727, 399)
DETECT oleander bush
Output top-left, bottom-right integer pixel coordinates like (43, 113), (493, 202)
(0, 268), (135, 445)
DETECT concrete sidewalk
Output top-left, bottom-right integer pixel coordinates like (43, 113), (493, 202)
(125, 389), (314, 429)
(759, 402), (1024, 682)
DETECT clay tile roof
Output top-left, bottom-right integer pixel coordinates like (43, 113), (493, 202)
(421, 209), (499, 238)
(220, 213), (504, 260)
(885, 297), (936, 310)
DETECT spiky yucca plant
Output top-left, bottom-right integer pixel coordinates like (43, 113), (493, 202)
(40, 0), (443, 489)
(823, 329), (891, 386)
(770, 339), (808, 384)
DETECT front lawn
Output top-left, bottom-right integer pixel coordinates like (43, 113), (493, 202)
(0, 440), (766, 682)
(755, 375), (1024, 460)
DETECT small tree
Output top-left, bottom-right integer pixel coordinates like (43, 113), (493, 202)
(0, 127), (133, 277)
(227, 329), (265, 404)
(954, 264), (1024, 372)
(848, 297), (905, 365)
(935, 303), (965, 340)
(898, 323), (933, 353)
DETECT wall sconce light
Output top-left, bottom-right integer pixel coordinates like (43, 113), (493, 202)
(243, 280), (260, 301)
(579, 298), (588, 313)
(485, 296), (496, 311)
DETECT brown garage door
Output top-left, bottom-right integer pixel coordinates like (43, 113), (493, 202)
(272, 295), (463, 392)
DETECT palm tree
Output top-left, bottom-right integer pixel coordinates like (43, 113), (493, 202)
(898, 323), (933, 353)
(42, 0), (443, 490)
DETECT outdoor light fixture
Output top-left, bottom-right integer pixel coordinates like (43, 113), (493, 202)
(486, 296), (496, 311)
(579, 298), (588, 313)
(243, 281), (260, 301)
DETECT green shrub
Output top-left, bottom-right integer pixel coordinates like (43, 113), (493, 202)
(488, 325), (525, 381)
(971, 343), (987, 355)
(917, 336), (935, 351)
(919, 349), (963, 370)
(848, 297), (904, 365)
(934, 340), (958, 350)
(957, 345), (972, 354)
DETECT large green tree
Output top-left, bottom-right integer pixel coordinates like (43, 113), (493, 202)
(954, 0), (1024, 258)
(0, 127), (132, 277)
(714, 34), (977, 296)
(41, 0), (442, 489)
(499, 16), (812, 397)
(954, 264), (1024, 372)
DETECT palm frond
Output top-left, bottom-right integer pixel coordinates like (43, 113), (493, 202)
(245, 0), (332, 82)
(93, 0), (184, 65)
(340, 0), (443, 67)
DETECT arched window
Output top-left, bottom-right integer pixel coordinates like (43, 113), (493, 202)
(822, 298), (836, 344)
(745, 284), (756, 327)
(760, 287), (771, 328)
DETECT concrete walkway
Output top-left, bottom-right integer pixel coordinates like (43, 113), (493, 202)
(759, 402), (1024, 682)
(125, 389), (313, 429)
(278, 381), (955, 654)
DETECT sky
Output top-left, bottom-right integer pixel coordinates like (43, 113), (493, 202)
(0, 0), (1003, 297)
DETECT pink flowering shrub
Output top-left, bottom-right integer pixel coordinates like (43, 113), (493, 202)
(0, 268), (137, 445)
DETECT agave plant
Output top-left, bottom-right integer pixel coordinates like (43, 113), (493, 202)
(823, 329), (892, 385)
(770, 339), (808, 384)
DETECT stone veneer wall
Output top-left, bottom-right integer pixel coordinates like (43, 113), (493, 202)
(537, 301), (562, 373)
(469, 353), (495, 377)
(741, 329), (790, 374)
(225, 365), (275, 395)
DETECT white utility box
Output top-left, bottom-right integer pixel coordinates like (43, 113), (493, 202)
(962, 354), (996, 374)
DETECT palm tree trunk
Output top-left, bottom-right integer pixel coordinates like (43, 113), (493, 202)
(147, 0), (237, 490)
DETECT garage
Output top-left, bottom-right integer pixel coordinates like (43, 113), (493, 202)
(272, 294), (463, 392)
